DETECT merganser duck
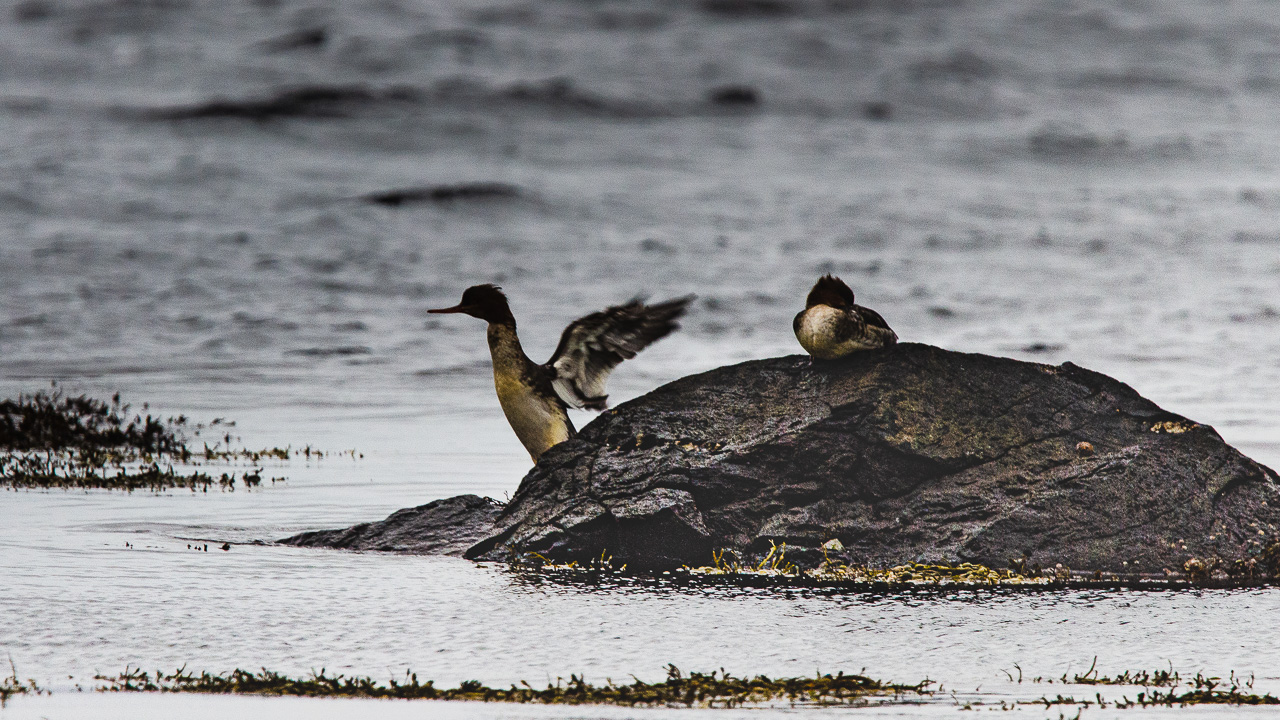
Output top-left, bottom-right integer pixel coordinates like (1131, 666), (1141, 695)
(793, 275), (897, 359)
(429, 285), (693, 462)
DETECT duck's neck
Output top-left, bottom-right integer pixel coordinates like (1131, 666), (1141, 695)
(486, 321), (531, 373)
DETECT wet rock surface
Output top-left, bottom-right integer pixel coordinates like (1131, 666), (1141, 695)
(280, 494), (501, 557)
(465, 343), (1280, 573)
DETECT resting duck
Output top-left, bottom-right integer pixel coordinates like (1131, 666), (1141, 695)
(429, 284), (692, 462)
(793, 275), (897, 359)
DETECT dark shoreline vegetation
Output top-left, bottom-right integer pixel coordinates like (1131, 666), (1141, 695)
(92, 665), (930, 707)
(1018, 671), (1280, 710)
(0, 661), (47, 706)
(1, 387), (348, 491)
(983, 659), (1279, 708)
(5, 662), (1275, 709)
(507, 543), (1280, 591)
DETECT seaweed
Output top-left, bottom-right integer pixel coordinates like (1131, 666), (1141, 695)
(507, 537), (1280, 590)
(1067, 657), (1180, 687)
(686, 542), (800, 577)
(2, 388), (344, 491)
(504, 542), (1067, 592)
(19, 660), (1280, 709)
(0, 388), (184, 454)
(510, 549), (626, 573)
(684, 542), (1055, 586)
(93, 664), (931, 706)
(0, 659), (45, 707)
(1027, 671), (1278, 709)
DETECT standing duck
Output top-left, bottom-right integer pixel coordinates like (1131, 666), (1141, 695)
(793, 275), (897, 359)
(429, 285), (693, 462)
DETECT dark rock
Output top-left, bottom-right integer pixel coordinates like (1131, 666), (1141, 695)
(257, 27), (328, 54)
(700, 0), (799, 17)
(499, 77), (632, 115)
(13, 0), (53, 22)
(1028, 123), (1127, 158)
(1021, 342), (1063, 353)
(140, 84), (418, 121)
(428, 76), (664, 119)
(284, 345), (372, 358)
(863, 101), (892, 120)
(708, 85), (761, 107)
(909, 50), (999, 84)
(364, 182), (523, 206)
(466, 344), (1280, 573)
(280, 494), (502, 556)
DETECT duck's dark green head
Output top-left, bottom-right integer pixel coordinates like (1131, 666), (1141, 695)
(429, 284), (516, 325)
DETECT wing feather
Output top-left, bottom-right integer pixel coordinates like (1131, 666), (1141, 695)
(855, 305), (891, 331)
(546, 295), (693, 410)
(854, 304), (898, 344)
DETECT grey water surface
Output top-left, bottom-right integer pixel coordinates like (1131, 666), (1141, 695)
(2, 0), (1279, 717)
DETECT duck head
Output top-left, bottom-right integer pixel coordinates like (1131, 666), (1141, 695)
(429, 284), (516, 325)
(805, 274), (855, 309)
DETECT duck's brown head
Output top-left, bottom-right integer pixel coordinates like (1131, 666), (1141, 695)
(805, 274), (855, 309)
(429, 284), (516, 325)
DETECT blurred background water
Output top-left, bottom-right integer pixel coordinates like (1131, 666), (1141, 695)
(2, 0), (1279, 716)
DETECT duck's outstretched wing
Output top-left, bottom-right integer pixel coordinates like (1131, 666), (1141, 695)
(546, 295), (694, 410)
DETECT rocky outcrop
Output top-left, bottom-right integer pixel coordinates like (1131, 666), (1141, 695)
(465, 344), (1280, 574)
(280, 494), (501, 556)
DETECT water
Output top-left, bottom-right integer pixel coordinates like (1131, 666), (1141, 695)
(3, 0), (1280, 716)
(6, 474), (1280, 717)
